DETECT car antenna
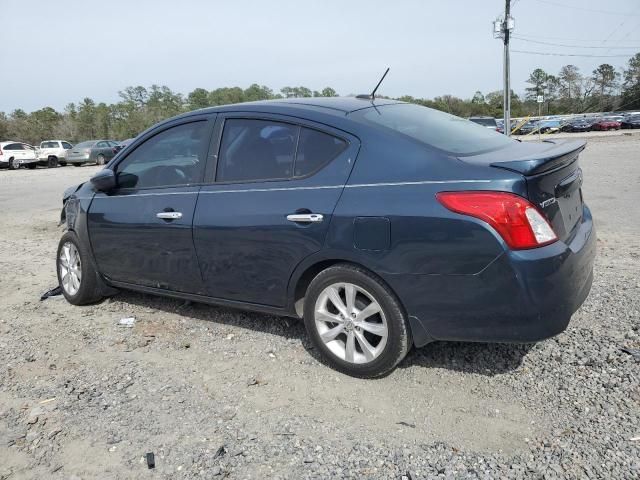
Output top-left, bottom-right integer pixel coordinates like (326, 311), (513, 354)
(356, 67), (390, 100)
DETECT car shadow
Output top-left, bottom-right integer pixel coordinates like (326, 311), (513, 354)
(110, 291), (533, 377)
(401, 341), (534, 376)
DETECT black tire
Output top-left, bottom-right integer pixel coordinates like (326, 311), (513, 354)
(303, 263), (411, 378)
(56, 231), (104, 305)
(96, 154), (106, 166)
(73, 163), (83, 167)
(48, 156), (58, 168)
(27, 163), (37, 169)
(8, 158), (19, 170)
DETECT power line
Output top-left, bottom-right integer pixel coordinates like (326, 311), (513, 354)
(512, 49), (634, 58)
(512, 36), (640, 49)
(529, 0), (640, 16)
(515, 32), (640, 43)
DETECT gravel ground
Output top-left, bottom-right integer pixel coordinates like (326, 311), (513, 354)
(0, 134), (638, 479)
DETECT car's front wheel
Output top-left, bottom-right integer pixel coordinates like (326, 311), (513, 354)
(96, 154), (106, 165)
(303, 264), (411, 378)
(57, 231), (104, 305)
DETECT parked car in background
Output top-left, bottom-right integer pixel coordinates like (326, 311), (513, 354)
(0, 141), (39, 169)
(468, 116), (499, 131)
(38, 140), (74, 167)
(65, 140), (119, 166)
(621, 115), (640, 129)
(590, 117), (621, 131)
(113, 137), (135, 153)
(537, 120), (561, 134)
(515, 120), (539, 135)
(560, 119), (592, 133)
(57, 97), (596, 378)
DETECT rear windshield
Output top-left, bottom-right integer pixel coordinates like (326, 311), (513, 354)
(352, 104), (514, 156)
(75, 141), (96, 148)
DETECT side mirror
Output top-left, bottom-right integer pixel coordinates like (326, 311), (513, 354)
(90, 169), (116, 192)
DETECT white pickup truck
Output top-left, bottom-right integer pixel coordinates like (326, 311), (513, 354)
(37, 140), (74, 167)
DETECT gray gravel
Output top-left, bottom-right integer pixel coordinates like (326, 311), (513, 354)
(0, 134), (639, 479)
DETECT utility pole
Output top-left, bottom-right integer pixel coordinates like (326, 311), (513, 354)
(494, 2), (514, 136)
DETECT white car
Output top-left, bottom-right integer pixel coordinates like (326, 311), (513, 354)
(0, 141), (39, 170)
(37, 140), (74, 167)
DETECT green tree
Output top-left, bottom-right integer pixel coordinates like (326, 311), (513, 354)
(525, 68), (548, 101)
(621, 53), (640, 109)
(209, 87), (245, 105)
(558, 65), (582, 104)
(321, 87), (337, 97)
(187, 88), (211, 110)
(76, 98), (98, 139)
(243, 84), (274, 102)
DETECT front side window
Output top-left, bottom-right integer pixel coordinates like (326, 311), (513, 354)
(62, 142), (73, 149)
(116, 121), (207, 189)
(353, 104), (515, 156)
(216, 119), (297, 182)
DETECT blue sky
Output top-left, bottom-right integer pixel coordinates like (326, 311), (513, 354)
(1, 0), (639, 112)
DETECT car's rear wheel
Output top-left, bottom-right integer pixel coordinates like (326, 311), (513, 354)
(57, 231), (104, 305)
(96, 154), (106, 165)
(8, 158), (19, 170)
(73, 163), (82, 167)
(48, 156), (58, 168)
(303, 264), (411, 378)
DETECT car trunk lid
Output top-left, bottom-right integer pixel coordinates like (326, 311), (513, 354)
(460, 139), (586, 242)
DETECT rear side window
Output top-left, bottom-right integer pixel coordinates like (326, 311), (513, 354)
(294, 128), (347, 177)
(353, 104), (515, 156)
(41, 141), (58, 148)
(217, 119), (297, 182)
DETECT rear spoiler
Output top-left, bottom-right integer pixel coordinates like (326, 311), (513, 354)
(490, 139), (586, 176)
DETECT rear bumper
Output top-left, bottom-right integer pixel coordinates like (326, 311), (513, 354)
(386, 205), (596, 347)
(66, 156), (91, 164)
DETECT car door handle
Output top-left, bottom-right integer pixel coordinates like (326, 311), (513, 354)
(286, 213), (324, 223)
(156, 211), (183, 220)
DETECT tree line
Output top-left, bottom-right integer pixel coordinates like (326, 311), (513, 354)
(1, 53), (639, 145)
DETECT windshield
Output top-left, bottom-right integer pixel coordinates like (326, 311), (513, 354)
(352, 104), (514, 155)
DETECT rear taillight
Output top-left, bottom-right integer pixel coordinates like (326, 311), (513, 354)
(436, 191), (558, 250)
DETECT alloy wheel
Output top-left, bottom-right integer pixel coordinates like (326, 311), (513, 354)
(59, 242), (82, 296)
(314, 282), (388, 364)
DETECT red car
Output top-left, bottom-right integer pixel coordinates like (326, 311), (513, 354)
(590, 117), (621, 131)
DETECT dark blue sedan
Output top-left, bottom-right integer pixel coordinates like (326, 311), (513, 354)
(58, 97), (596, 378)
